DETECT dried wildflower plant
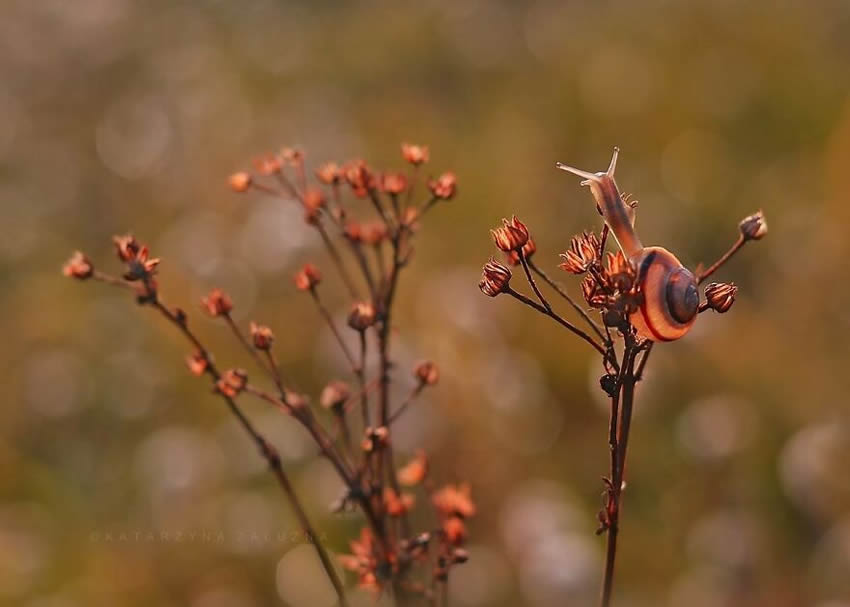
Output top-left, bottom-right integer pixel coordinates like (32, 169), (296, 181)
(478, 148), (766, 607)
(65, 144), (466, 605)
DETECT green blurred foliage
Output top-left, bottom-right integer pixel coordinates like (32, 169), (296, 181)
(2, 0), (850, 605)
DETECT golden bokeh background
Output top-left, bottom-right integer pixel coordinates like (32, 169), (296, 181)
(2, 1), (850, 605)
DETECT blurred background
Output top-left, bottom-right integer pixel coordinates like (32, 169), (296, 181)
(3, 0), (850, 605)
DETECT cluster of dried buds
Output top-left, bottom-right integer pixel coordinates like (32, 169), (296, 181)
(64, 143), (470, 605)
(477, 150), (766, 606)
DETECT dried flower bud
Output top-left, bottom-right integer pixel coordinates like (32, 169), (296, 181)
(201, 288), (233, 317)
(113, 234), (141, 262)
(122, 245), (160, 281)
(506, 238), (536, 265)
(383, 488), (415, 517)
(186, 351), (208, 376)
(284, 389), (308, 410)
(581, 275), (608, 309)
(414, 360), (439, 385)
(432, 483), (476, 518)
(320, 380), (351, 410)
(250, 322), (274, 350)
(348, 302), (376, 331)
(739, 210), (767, 241)
(63, 251), (94, 280)
(343, 220), (363, 243)
(398, 450), (428, 486)
(401, 206), (420, 228)
(479, 259), (512, 297)
(560, 231), (600, 274)
(427, 172), (457, 200)
(217, 368), (247, 397)
(491, 216), (530, 252)
(381, 172), (409, 195)
(303, 189), (326, 213)
(450, 548), (469, 564)
(294, 264), (321, 291)
(605, 250), (636, 291)
(361, 221), (389, 246)
(228, 172), (252, 193)
(401, 143), (429, 165)
(704, 282), (737, 313)
(280, 147), (303, 165)
(316, 162), (342, 185)
(361, 426), (389, 452)
(442, 517), (467, 546)
(344, 160), (373, 195)
(253, 155), (282, 175)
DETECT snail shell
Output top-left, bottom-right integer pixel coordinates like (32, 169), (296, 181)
(629, 247), (699, 341)
(557, 148), (700, 342)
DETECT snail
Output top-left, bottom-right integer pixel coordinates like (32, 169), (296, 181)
(556, 148), (699, 341)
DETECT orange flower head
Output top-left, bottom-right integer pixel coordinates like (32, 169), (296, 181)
(401, 143), (429, 165)
(414, 360), (439, 386)
(63, 251), (94, 280)
(479, 259), (512, 297)
(228, 172), (252, 193)
(491, 216), (529, 252)
(294, 263), (321, 291)
(316, 162), (342, 185)
(250, 322), (274, 350)
(397, 450), (428, 486)
(432, 483), (476, 519)
(201, 288), (233, 317)
(428, 172), (457, 200)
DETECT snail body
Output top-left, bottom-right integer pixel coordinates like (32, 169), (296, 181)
(557, 148), (699, 341)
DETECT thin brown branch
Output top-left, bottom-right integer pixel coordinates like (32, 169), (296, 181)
(133, 297), (348, 607)
(310, 289), (358, 372)
(505, 287), (607, 358)
(263, 349), (288, 395)
(387, 383), (425, 425)
(244, 384), (355, 483)
(223, 314), (285, 396)
(357, 331), (371, 429)
(697, 234), (746, 285)
(600, 343), (638, 607)
(518, 251), (551, 313)
(528, 260), (606, 342)
(316, 221), (360, 299)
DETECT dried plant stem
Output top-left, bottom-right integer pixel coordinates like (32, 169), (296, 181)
(316, 222), (360, 299)
(600, 343), (639, 607)
(244, 385), (355, 482)
(528, 260), (606, 341)
(223, 314), (286, 396)
(698, 234), (746, 284)
(358, 331), (371, 428)
(263, 349), (288, 394)
(310, 289), (358, 372)
(387, 383), (425, 424)
(348, 241), (377, 298)
(518, 252), (551, 313)
(139, 297), (348, 607)
(505, 287), (607, 357)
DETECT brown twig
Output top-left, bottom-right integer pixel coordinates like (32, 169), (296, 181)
(310, 288), (358, 372)
(87, 275), (348, 606)
(697, 234), (746, 285)
(387, 383), (426, 425)
(528, 259), (606, 341)
(505, 287), (607, 358)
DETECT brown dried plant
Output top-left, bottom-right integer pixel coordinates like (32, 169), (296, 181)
(479, 148), (767, 607)
(64, 144), (466, 606)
